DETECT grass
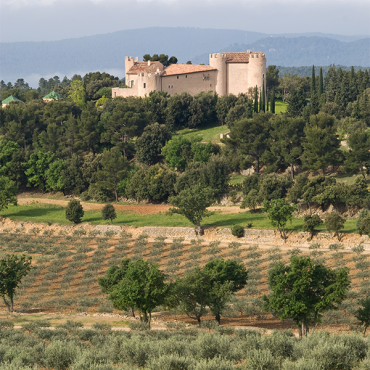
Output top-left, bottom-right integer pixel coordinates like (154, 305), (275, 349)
(274, 100), (288, 114)
(175, 123), (229, 143)
(0, 204), (358, 233)
(229, 174), (246, 185)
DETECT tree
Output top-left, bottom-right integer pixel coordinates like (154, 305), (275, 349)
(270, 87), (275, 114)
(0, 254), (32, 312)
(356, 297), (370, 335)
(65, 199), (84, 224)
(262, 81), (265, 112)
(263, 256), (350, 337)
(266, 65), (280, 96)
(286, 86), (306, 117)
(325, 212), (346, 241)
(168, 184), (215, 235)
(344, 128), (370, 179)
(263, 198), (296, 240)
(68, 80), (86, 107)
(135, 123), (172, 165)
(102, 204), (117, 224)
(0, 176), (18, 211)
(318, 67), (324, 98)
(302, 113), (342, 174)
(97, 148), (130, 202)
(356, 209), (370, 237)
(254, 86), (258, 113)
(98, 258), (134, 316)
(108, 259), (167, 325)
(161, 135), (193, 171)
(302, 214), (323, 240)
(101, 101), (149, 158)
(24, 151), (56, 191)
(241, 189), (262, 212)
(203, 259), (248, 324)
(226, 113), (271, 173)
(174, 267), (212, 326)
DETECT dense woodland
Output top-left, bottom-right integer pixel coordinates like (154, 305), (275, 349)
(0, 65), (369, 213)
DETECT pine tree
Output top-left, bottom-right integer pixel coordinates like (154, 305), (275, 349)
(262, 82), (265, 112)
(318, 67), (323, 98)
(254, 86), (258, 113)
(271, 87), (275, 114)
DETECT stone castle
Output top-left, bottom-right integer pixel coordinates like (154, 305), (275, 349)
(112, 51), (266, 98)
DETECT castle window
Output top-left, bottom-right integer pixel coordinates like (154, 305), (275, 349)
(177, 76), (179, 79)
(168, 85), (171, 89)
(185, 75), (187, 78)
(262, 74), (265, 79)
(210, 84), (212, 87)
(143, 83), (146, 88)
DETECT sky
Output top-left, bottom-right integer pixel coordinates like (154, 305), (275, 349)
(1, 0), (370, 43)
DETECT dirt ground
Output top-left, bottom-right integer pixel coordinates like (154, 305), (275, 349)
(17, 196), (244, 215)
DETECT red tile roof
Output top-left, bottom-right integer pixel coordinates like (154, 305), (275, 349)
(127, 61), (162, 74)
(162, 64), (217, 76)
(223, 52), (264, 63)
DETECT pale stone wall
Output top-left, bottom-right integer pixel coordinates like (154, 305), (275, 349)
(248, 53), (266, 94)
(209, 53), (227, 96)
(227, 63), (249, 95)
(161, 71), (217, 96)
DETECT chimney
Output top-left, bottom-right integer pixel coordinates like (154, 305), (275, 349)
(148, 60), (151, 66)
(247, 50), (251, 54)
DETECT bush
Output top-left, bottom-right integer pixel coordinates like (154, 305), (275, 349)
(102, 204), (117, 224)
(241, 189), (262, 212)
(302, 214), (323, 239)
(44, 340), (78, 370)
(65, 200), (84, 224)
(147, 355), (194, 370)
(232, 225), (244, 238)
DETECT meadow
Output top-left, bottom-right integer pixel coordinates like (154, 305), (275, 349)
(0, 203), (358, 232)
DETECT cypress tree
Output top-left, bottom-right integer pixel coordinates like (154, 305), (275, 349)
(311, 65), (316, 95)
(254, 86), (258, 113)
(271, 87), (275, 114)
(262, 81), (265, 112)
(267, 97), (269, 111)
(318, 67), (323, 98)
(259, 91), (262, 112)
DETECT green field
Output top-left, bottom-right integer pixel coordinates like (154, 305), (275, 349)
(274, 100), (288, 114)
(0, 204), (358, 233)
(175, 124), (229, 143)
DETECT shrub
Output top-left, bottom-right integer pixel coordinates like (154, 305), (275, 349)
(98, 301), (114, 313)
(65, 200), (84, 224)
(44, 340), (78, 370)
(129, 322), (151, 331)
(148, 355), (194, 370)
(232, 225), (244, 238)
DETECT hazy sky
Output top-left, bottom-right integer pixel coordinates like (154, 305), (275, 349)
(1, 0), (369, 43)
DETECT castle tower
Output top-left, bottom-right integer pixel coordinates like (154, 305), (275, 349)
(247, 53), (266, 95)
(209, 53), (227, 96)
(125, 56), (139, 83)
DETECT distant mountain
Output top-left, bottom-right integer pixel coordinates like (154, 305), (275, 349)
(193, 37), (370, 67)
(1, 27), (369, 85)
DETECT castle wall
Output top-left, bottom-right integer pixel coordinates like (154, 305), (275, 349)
(247, 53), (266, 94)
(209, 53), (226, 96)
(226, 63), (249, 96)
(161, 71), (217, 96)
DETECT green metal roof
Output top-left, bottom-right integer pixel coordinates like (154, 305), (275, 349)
(42, 91), (62, 100)
(1, 95), (23, 104)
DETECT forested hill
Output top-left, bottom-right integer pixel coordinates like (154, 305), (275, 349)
(1, 27), (369, 84)
(193, 37), (370, 67)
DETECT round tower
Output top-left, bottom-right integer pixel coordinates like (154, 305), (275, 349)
(247, 52), (266, 95)
(209, 53), (227, 96)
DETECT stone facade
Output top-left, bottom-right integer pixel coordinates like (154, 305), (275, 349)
(112, 51), (266, 98)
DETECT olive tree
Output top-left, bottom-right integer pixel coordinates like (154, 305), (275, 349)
(0, 254), (32, 312)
